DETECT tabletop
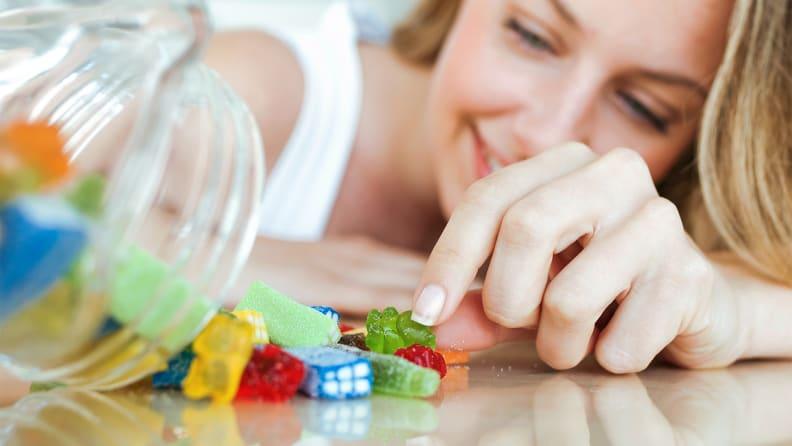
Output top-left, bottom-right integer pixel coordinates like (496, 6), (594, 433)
(1, 341), (791, 445)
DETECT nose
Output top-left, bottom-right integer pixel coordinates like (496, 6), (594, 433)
(511, 65), (601, 159)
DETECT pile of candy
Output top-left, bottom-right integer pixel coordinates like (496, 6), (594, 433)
(151, 282), (466, 403)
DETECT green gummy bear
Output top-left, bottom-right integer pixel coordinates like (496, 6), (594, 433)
(365, 307), (435, 354)
(333, 345), (440, 398)
(234, 282), (340, 347)
(66, 173), (106, 218)
(110, 246), (216, 353)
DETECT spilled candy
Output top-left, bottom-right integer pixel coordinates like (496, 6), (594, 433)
(333, 345), (440, 398)
(394, 344), (447, 378)
(232, 309), (270, 344)
(311, 306), (340, 324)
(287, 346), (373, 400)
(152, 348), (195, 390)
(338, 333), (369, 351)
(182, 313), (254, 403)
(365, 307), (435, 354)
(438, 349), (470, 366)
(236, 344), (305, 402)
(235, 282), (340, 347)
(0, 196), (87, 321)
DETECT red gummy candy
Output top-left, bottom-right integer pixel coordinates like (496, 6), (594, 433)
(338, 323), (355, 333)
(394, 344), (447, 378)
(235, 345), (306, 402)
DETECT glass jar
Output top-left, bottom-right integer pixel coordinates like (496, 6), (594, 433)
(0, 0), (263, 389)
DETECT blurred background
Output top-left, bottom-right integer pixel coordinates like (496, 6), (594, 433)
(208, 0), (418, 32)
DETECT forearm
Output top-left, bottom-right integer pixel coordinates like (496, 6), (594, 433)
(712, 252), (792, 359)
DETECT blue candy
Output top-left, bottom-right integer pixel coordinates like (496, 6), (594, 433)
(0, 197), (87, 321)
(311, 306), (340, 324)
(287, 347), (373, 400)
(152, 348), (195, 390)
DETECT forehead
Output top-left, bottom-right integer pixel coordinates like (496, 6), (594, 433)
(521, 0), (734, 83)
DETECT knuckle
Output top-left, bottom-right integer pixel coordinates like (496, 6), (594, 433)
(430, 243), (465, 265)
(537, 344), (582, 370)
(543, 288), (592, 327)
(595, 345), (647, 374)
(482, 300), (533, 328)
(604, 147), (652, 182)
(500, 204), (555, 246)
(643, 197), (682, 227)
(558, 141), (595, 159)
(462, 178), (500, 208)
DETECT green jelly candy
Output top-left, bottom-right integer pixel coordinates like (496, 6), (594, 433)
(235, 282), (340, 347)
(333, 345), (440, 398)
(30, 381), (65, 393)
(110, 246), (215, 353)
(365, 307), (435, 354)
(66, 173), (106, 218)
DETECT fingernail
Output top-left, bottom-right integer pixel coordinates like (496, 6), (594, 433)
(412, 284), (446, 326)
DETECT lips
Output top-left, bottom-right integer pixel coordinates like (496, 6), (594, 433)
(471, 123), (507, 179)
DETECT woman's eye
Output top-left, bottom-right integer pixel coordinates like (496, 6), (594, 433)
(505, 18), (555, 55)
(617, 91), (669, 134)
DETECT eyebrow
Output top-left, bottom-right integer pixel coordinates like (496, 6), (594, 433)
(639, 71), (708, 97)
(548, 0), (579, 28)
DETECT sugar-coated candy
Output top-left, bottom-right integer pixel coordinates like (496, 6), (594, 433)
(311, 306), (340, 323)
(236, 344), (305, 402)
(333, 345), (440, 398)
(0, 197), (87, 321)
(232, 309), (270, 344)
(365, 307), (435, 354)
(152, 348), (195, 390)
(110, 245), (215, 352)
(338, 333), (369, 351)
(182, 313), (254, 403)
(394, 344), (447, 378)
(287, 347), (373, 400)
(235, 282), (340, 347)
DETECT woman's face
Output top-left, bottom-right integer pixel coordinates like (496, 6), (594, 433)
(426, 0), (733, 216)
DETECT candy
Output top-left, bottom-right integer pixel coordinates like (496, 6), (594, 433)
(110, 246), (215, 353)
(0, 121), (70, 187)
(333, 345), (440, 398)
(311, 306), (340, 323)
(232, 309), (270, 344)
(338, 333), (369, 351)
(236, 345), (305, 402)
(235, 282), (340, 347)
(364, 307), (435, 354)
(286, 347), (373, 400)
(438, 349), (470, 366)
(0, 197), (87, 321)
(152, 348), (195, 390)
(182, 313), (254, 403)
(394, 344), (447, 378)
(66, 173), (106, 218)
(339, 323), (356, 333)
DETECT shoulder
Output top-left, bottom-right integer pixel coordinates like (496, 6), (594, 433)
(204, 30), (303, 173)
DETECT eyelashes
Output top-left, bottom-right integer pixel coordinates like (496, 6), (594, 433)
(505, 17), (555, 55)
(616, 91), (669, 134)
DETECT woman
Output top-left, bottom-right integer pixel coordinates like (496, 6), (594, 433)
(207, 0), (792, 373)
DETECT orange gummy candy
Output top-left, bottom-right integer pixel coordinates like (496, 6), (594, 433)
(438, 349), (470, 365)
(1, 121), (70, 184)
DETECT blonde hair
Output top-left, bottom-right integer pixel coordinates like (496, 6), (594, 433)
(393, 0), (792, 284)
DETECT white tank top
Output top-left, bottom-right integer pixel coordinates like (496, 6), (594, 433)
(210, 1), (389, 241)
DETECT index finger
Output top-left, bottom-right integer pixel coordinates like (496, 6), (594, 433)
(411, 142), (597, 326)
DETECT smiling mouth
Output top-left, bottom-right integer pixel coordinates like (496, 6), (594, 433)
(471, 123), (505, 178)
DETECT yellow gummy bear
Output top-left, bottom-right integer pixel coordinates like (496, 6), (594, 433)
(232, 309), (269, 344)
(182, 313), (254, 403)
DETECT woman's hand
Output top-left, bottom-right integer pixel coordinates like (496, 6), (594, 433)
(412, 142), (749, 372)
(233, 236), (428, 315)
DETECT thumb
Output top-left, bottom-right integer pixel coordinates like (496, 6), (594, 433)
(434, 290), (534, 351)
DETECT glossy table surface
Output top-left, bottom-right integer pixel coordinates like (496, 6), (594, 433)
(1, 341), (791, 445)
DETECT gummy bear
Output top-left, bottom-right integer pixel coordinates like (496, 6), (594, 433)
(152, 347), (195, 390)
(236, 345), (305, 402)
(232, 309), (270, 344)
(364, 307), (435, 354)
(394, 344), (447, 378)
(182, 313), (254, 403)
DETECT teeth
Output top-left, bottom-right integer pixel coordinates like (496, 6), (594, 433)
(485, 153), (503, 171)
